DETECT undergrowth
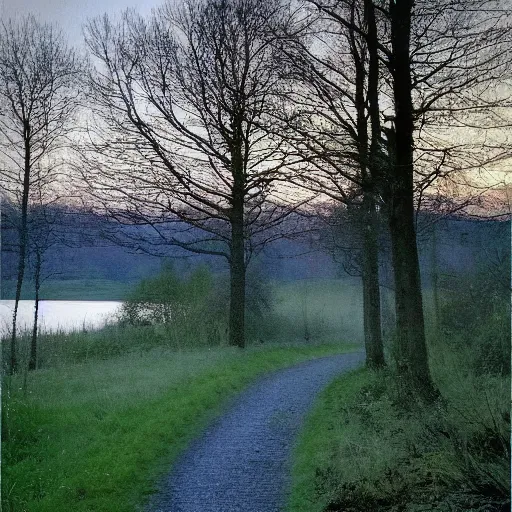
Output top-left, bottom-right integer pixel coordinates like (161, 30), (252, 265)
(289, 267), (510, 512)
(289, 357), (509, 512)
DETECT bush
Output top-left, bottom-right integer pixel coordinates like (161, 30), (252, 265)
(437, 263), (510, 376)
(120, 263), (211, 324)
(118, 263), (229, 347)
(119, 263), (278, 347)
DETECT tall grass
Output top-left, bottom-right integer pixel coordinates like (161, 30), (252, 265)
(288, 268), (511, 512)
(1, 275), (365, 377)
(289, 359), (510, 512)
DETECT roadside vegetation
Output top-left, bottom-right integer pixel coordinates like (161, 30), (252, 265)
(289, 264), (510, 512)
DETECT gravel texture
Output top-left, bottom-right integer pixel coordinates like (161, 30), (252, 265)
(146, 351), (364, 512)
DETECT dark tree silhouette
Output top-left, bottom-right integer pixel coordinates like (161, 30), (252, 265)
(0, 16), (81, 373)
(274, 0), (386, 368)
(82, 0), (304, 348)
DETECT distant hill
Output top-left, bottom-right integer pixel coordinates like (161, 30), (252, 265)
(1, 205), (509, 300)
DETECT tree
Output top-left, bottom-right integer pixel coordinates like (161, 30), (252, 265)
(293, 0), (510, 400)
(82, 0), (303, 348)
(275, 1), (384, 367)
(274, 0), (386, 367)
(0, 15), (81, 373)
(381, 0), (439, 401)
(361, 0), (386, 369)
(27, 191), (61, 371)
(383, 0), (511, 400)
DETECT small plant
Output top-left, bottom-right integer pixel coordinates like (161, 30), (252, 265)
(118, 264), (229, 348)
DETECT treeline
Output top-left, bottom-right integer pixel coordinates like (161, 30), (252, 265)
(1, 206), (508, 292)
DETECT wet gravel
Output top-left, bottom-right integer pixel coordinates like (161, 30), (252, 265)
(146, 351), (364, 512)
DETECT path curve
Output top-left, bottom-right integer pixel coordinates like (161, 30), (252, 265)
(146, 351), (364, 512)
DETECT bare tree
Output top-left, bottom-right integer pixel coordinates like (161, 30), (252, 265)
(382, 0), (511, 400)
(0, 16), (81, 374)
(27, 179), (62, 371)
(287, 0), (510, 399)
(273, 0), (386, 367)
(82, 0), (304, 348)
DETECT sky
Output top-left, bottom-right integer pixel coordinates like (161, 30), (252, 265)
(0, 0), (160, 45)
(0, 0), (509, 197)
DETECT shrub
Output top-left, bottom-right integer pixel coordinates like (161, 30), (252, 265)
(120, 263), (213, 325)
(437, 263), (510, 376)
(119, 263), (279, 347)
(118, 263), (230, 348)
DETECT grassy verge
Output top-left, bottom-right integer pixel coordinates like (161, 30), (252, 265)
(2, 341), (358, 512)
(1, 279), (133, 300)
(288, 351), (510, 512)
(288, 367), (368, 512)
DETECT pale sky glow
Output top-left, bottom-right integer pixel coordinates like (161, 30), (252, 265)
(0, 0), (510, 209)
(0, 0), (160, 45)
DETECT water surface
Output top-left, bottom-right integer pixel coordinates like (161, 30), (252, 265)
(0, 300), (122, 337)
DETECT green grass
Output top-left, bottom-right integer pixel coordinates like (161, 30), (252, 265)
(288, 347), (510, 512)
(2, 341), (358, 512)
(288, 367), (369, 512)
(1, 279), (134, 300)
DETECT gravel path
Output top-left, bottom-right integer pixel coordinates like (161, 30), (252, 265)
(146, 351), (364, 512)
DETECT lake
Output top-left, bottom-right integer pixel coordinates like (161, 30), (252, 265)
(0, 300), (122, 337)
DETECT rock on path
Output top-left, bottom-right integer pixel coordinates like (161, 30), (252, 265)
(146, 351), (364, 512)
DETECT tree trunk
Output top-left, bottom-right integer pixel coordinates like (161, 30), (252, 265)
(388, 0), (438, 402)
(363, 0), (385, 368)
(431, 222), (440, 332)
(10, 261), (22, 374)
(349, 4), (385, 369)
(229, 207), (246, 349)
(365, 0), (381, 170)
(10, 124), (31, 375)
(229, 145), (246, 349)
(28, 251), (41, 371)
(362, 195), (385, 368)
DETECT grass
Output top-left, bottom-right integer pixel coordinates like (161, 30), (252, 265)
(1, 279), (134, 300)
(288, 345), (510, 512)
(2, 341), (359, 512)
(7, 272), (507, 511)
(7, 322), (223, 370)
(288, 367), (368, 512)
(4, 276), (365, 368)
